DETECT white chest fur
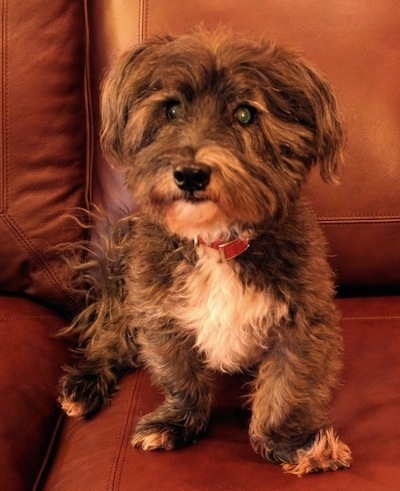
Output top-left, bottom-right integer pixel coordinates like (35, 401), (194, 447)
(175, 247), (287, 373)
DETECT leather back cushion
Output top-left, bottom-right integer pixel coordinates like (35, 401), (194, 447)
(1, 0), (399, 311)
(90, 0), (400, 288)
(0, 0), (89, 310)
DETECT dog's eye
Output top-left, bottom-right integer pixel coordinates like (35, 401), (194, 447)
(280, 143), (293, 157)
(166, 100), (182, 120)
(234, 105), (255, 125)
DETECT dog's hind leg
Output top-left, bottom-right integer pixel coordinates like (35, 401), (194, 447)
(58, 215), (138, 417)
(58, 314), (139, 418)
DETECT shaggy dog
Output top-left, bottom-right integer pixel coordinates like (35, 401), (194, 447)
(59, 30), (352, 475)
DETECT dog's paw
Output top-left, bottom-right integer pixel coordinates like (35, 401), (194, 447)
(131, 424), (178, 451)
(132, 412), (208, 451)
(58, 366), (115, 418)
(281, 428), (352, 476)
(59, 398), (87, 418)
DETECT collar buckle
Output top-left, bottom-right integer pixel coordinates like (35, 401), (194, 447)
(195, 237), (250, 261)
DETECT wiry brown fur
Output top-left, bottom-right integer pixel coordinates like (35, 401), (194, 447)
(59, 30), (351, 475)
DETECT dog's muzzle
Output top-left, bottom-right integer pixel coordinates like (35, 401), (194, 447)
(173, 164), (211, 192)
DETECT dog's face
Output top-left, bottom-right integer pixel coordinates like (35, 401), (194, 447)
(101, 31), (343, 240)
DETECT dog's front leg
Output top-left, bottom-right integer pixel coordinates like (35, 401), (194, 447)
(132, 329), (212, 451)
(248, 343), (351, 475)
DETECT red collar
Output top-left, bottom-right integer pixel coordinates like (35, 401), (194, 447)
(195, 236), (250, 261)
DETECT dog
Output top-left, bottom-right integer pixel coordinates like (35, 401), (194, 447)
(59, 30), (352, 476)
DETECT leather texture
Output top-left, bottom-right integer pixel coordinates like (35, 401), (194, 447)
(0, 0), (89, 310)
(0, 1), (399, 490)
(87, 0), (400, 288)
(0, 296), (70, 489)
(42, 299), (400, 491)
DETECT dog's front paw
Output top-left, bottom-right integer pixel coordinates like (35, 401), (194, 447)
(132, 411), (208, 451)
(58, 366), (115, 418)
(131, 423), (178, 451)
(253, 426), (351, 476)
(281, 427), (352, 476)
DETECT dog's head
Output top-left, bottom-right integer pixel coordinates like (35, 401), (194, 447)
(101, 31), (343, 240)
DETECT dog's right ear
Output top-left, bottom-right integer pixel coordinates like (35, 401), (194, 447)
(100, 36), (173, 167)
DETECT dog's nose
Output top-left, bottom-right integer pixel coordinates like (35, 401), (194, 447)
(173, 164), (211, 192)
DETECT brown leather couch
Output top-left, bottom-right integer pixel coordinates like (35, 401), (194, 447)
(1, 1), (399, 489)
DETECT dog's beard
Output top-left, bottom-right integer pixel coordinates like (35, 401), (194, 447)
(128, 143), (283, 240)
(164, 198), (229, 240)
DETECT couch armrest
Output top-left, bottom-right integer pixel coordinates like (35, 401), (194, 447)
(0, 296), (70, 490)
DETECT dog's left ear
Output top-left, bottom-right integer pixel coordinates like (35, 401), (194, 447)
(300, 63), (344, 184)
